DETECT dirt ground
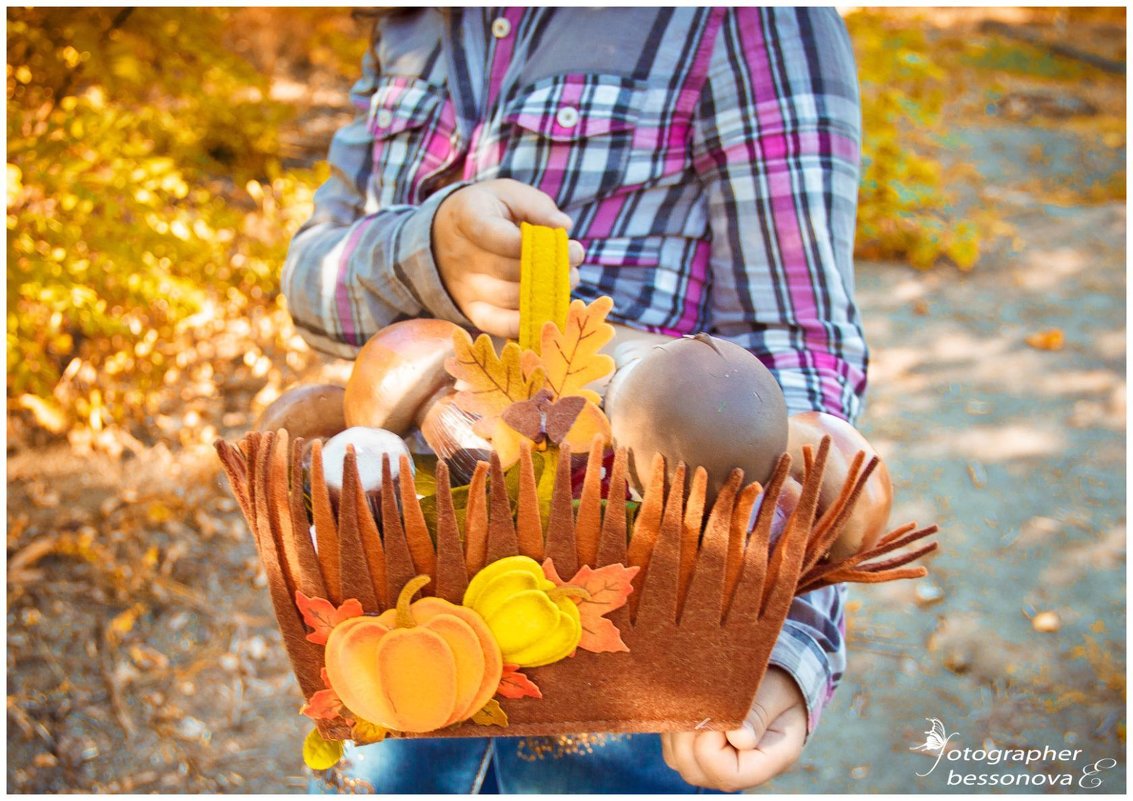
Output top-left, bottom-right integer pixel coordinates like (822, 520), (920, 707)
(6, 10), (1125, 795)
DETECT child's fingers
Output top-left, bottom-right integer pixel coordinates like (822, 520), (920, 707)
(460, 213), (523, 258)
(725, 702), (769, 751)
(664, 731), (711, 789)
(568, 239), (585, 267)
(727, 666), (807, 751)
(691, 731), (747, 790)
(462, 301), (520, 340)
(694, 720), (805, 791)
(467, 275), (521, 309)
(660, 733), (677, 771)
(730, 720), (806, 788)
(493, 179), (573, 230)
(481, 256), (522, 283)
(569, 266), (580, 290)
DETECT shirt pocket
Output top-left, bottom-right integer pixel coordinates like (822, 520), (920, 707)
(367, 76), (460, 207)
(498, 74), (644, 209)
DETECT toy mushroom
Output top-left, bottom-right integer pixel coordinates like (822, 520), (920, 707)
(786, 411), (893, 561)
(605, 333), (789, 501)
(344, 318), (490, 485)
(255, 383), (347, 443)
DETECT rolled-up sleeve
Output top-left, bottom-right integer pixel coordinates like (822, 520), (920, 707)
(281, 37), (469, 358)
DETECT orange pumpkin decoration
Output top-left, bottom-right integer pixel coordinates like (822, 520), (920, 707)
(324, 575), (503, 733)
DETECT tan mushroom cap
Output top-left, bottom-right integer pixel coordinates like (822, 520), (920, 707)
(344, 319), (463, 435)
(786, 411), (893, 560)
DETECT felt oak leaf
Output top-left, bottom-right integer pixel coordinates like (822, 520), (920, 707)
(543, 560), (638, 654)
(351, 717), (393, 745)
(470, 698), (509, 728)
(489, 417), (530, 472)
(295, 591), (364, 645)
(303, 727), (343, 771)
(446, 329), (546, 437)
(538, 296), (616, 405)
(496, 664), (543, 700)
(301, 668), (352, 723)
(301, 689), (346, 722)
(558, 400), (612, 454)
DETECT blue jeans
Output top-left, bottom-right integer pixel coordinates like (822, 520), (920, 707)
(310, 734), (728, 794)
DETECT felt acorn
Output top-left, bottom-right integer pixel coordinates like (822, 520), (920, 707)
(463, 556), (584, 668)
(324, 575), (502, 733)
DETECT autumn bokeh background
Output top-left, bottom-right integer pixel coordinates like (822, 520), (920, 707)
(7, 8), (1126, 794)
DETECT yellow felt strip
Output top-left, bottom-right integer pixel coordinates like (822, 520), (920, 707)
(519, 222), (570, 354)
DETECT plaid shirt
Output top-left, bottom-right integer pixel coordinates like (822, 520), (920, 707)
(284, 7), (864, 734)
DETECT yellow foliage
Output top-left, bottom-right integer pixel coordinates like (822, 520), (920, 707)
(848, 10), (987, 270)
(7, 8), (340, 435)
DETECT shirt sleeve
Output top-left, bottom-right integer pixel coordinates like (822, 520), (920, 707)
(281, 34), (470, 358)
(690, 8), (867, 424)
(690, 8), (865, 733)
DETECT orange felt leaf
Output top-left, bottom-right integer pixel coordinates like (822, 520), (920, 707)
(538, 297), (616, 405)
(491, 417), (535, 471)
(295, 591), (364, 645)
(1025, 328), (1064, 351)
(542, 560), (638, 654)
(301, 688), (347, 722)
(496, 664), (543, 700)
(446, 329), (546, 434)
(470, 698), (509, 728)
(559, 399), (612, 454)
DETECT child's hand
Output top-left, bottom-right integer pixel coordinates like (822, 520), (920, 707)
(433, 179), (585, 338)
(660, 667), (807, 792)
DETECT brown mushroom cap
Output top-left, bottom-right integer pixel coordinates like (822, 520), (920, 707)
(606, 333), (788, 498)
(344, 319), (463, 435)
(254, 384), (346, 442)
(786, 411), (893, 561)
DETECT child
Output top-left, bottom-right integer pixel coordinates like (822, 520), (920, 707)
(283, 8), (865, 793)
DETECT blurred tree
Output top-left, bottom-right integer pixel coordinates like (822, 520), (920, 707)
(7, 8), (329, 434)
(848, 9), (984, 271)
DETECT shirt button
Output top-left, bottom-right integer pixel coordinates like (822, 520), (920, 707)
(491, 17), (511, 39)
(375, 108), (393, 129)
(555, 105), (580, 129)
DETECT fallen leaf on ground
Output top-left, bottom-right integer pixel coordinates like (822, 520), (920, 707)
(1026, 329), (1064, 351)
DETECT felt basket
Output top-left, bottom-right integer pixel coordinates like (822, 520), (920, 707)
(214, 224), (937, 743)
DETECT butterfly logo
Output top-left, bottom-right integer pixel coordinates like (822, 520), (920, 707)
(910, 717), (957, 777)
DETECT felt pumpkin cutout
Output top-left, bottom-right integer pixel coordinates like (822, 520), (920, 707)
(463, 555), (584, 668)
(324, 575), (502, 733)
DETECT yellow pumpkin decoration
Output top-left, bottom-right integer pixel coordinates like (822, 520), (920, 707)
(463, 555), (585, 667)
(324, 575), (502, 733)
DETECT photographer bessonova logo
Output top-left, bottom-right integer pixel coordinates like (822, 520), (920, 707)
(910, 717), (1118, 789)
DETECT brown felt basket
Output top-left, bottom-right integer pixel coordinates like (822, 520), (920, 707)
(216, 428), (937, 740)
